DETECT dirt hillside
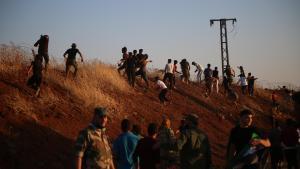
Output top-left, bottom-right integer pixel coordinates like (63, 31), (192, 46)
(0, 46), (296, 169)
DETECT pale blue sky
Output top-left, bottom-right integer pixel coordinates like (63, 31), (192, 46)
(1, 0), (300, 87)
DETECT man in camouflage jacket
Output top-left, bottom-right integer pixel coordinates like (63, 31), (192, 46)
(75, 107), (115, 169)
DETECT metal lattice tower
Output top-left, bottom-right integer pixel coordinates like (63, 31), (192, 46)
(210, 18), (237, 78)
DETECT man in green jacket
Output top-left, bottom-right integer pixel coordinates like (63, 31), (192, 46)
(176, 113), (212, 169)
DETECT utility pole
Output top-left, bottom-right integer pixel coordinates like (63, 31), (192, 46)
(210, 18), (237, 78)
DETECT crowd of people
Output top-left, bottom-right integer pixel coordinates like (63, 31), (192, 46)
(74, 100), (300, 169)
(24, 35), (300, 169)
(75, 107), (213, 169)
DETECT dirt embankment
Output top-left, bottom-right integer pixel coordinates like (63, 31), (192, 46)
(0, 46), (296, 169)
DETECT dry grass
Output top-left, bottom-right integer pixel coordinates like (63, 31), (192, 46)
(0, 44), (30, 79)
(3, 89), (38, 121)
(0, 45), (131, 118)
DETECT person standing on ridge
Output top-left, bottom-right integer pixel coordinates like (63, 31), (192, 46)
(63, 43), (83, 78)
(118, 47), (129, 74)
(172, 60), (180, 88)
(135, 54), (151, 89)
(204, 64), (213, 96)
(180, 59), (190, 84)
(27, 49), (43, 96)
(225, 65), (235, 85)
(126, 52), (136, 87)
(163, 59), (174, 89)
(212, 66), (219, 94)
(34, 34), (49, 71)
(237, 74), (248, 95)
(247, 73), (258, 96)
(192, 61), (204, 84)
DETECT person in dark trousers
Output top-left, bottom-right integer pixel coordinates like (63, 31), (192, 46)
(222, 76), (230, 95)
(172, 60), (180, 88)
(118, 47), (129, 74)
(126, 52), (136, 87)
(237, 74), (248, 95)
(34, 35), (49, 71)
(163, 59), (174, 89)
(226, 109), (271, 169)
(247, 73), (258, 96)
(63, 43), (83, 78)
(180, 59), (190, 84)
(136, 49), (144, 63)
(133, 123), (160, 169)
(204, 64), (213, 96)
(155, 76), (169, 105)
(281, 119), (299, 169)
(27, 49), (43, 96)
(212, 66), (219, 94)
(135, 54), (151, 89)
(268, 121), (283, 169)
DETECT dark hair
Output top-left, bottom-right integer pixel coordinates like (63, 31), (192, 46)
(174, 60), (178, 64)
(121, 119), (131, 132)
(122, 47), (127, 53)
(133, 50), (137, 53)
(168, 59), (172, 63)
(207, 64), (211, 67)
(148, 123), (157, 136)
(240, 109), (253, 117)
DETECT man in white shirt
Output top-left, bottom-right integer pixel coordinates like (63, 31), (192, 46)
(155, 76), (169, 105)
(163, 59), (174, 89)
(192, 61), (203, 84)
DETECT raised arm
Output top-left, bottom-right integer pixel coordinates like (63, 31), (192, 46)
(34, 39), (40, 47)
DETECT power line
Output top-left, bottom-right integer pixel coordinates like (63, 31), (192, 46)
(210, 18), (237, 78)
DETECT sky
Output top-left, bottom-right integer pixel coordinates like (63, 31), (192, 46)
(1, 0), (300, 88)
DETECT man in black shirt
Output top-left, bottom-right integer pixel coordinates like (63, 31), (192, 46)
(226, 109), (271, 169)
(34, 35), (49, 71)
(212, 66), (219, 94)
(63, 43), (83, 78)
